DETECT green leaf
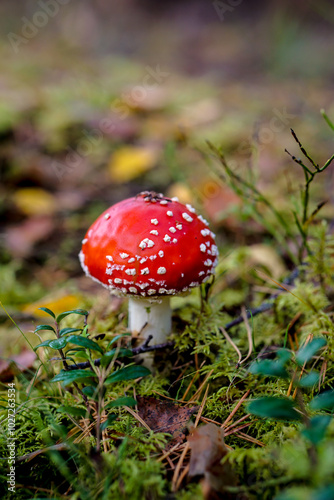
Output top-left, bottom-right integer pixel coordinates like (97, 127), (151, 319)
(57, 405), (88, 419)
(100, 414), (117, 430)
(247, 397), (302, 421)
(66, 335), (103, 354)
(249, 359), (289, 378)
(105, 397), (137, 409)
(38, 307), (55, 318)
(82, 385), (98, 400)
(100, 348), (133, 367)
(301, 415), (331, 445)
(56, 309), (89, 323)
(59, 327), (82, 337)
(296, 338), (327, 366)
(309, 390), (334, 411)
(35, 324), (56, 333)
(107, 333), (131, 349)
(105, 365), (151, 385)
(34, 339), (54, 350)
(298, 371), (320, 388)
(51, 369), (97, 386)
(48, 338), (68, 350)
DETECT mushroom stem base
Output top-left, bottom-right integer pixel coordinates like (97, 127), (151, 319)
(128, 297), (171, 345)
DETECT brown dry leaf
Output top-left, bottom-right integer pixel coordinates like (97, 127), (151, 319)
(0, 349), (36, 382)
(188, 423), (240, 499)
(248, 244), (286, 280)
(137, 396), (198, 445)
(6, 216), (55, 258)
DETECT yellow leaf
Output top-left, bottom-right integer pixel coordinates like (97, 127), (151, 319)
(108, 146), (157, 183)
(13, 188), (57, 216)
(22, 295), (81, 317)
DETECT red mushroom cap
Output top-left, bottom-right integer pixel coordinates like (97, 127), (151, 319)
(79, 191), (218, 298)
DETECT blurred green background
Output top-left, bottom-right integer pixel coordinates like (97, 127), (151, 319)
(1, 0), (334, 319)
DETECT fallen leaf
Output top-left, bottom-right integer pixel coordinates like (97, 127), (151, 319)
(248, 244), (286, 280)
(6, 216), (55, 258)
(22, 294), (82, 317)
(137, 396), (197, 446)
(13, 188), (57, 216)
(108, 146), (158, 183)
(188, 424), (240, 499)
(0, 349), (36, 382)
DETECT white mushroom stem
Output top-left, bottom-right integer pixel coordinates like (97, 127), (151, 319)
(128, 296), (171, 346)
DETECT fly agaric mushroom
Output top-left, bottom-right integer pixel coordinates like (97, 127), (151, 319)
(79, 191), (218, 347)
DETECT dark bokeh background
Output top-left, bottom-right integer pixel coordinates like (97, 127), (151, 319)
(1, 0), (334, 317)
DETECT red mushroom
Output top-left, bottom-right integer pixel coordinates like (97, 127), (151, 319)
(79, 191), (218, 348)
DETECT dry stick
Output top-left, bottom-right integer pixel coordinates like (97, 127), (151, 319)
(221, 389), (251, 429)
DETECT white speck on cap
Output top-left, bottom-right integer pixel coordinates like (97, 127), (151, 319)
(106, 255), (113, 261)
(160, 200), (168, 205)
(141, 238), (155, 248)
(151, 218), (158, 225)
(181, 273), (184, 277)
(186, 204), (196, 213)
(176, 223), (182, 230)
(138, 282), (149, 289)
(163, 234), (171, 242)
(121, 287), (127, 293)
(149, 255), (157, 260)
(150, 230), (159, 235)
(128, 257), (135, 263)
(88, 230), (93, 237)
(114, 278), (123, 284)
(104, 213), (110, 220)
(203, 276), (211, 283)
(125, 268), (137, 275)
(147, 289), (156, 295)
(182, 212), (193, 222)
(190, 282), (199, 287)
(141, 267), (149, 275)
(201, 229), (211, 237)
(199, 271), (205, 276)
(140, 257), (148, 264)
(204, 259), (213, 266)
(166, 289), (176, 294)
(172, 238), (178, 243)
(159, 288), (167, 293)
(169, 227), (176, 233)
(120, 252), (129, 259)
(211, 245), (218, 256)
(129, 287), (137, 293)
(123, 279), (134, 285)
(167, 210), (173, 216)
(157, 267), (167, 274)
(200, 243), (206, 253)
(198, 215), (209, 226)
(171, 196), (179, 201)
(206, 241), (210, 247)
(82, 238), (88, 244)
(158, 250), (164, 257)
(210, 231), (216, 238)
(105, 268), (113, 275)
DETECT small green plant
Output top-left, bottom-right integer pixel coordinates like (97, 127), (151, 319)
(34, 307), (150, 452)
(247, 337), (334, 498)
